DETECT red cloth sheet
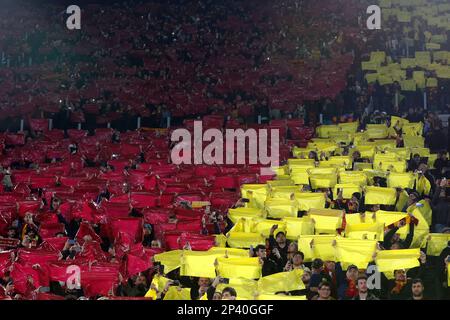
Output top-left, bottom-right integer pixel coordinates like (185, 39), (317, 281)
(29, 119), (49, 132)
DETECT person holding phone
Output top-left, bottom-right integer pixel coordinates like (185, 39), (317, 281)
(268, 224), (291, 272)
(251, 244), (279, 276)
(431, 179), (450, 233)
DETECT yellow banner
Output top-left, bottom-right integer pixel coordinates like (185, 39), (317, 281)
(154, 250), (183, 273)
(282, 216), (315, 240)
(335, 238), (378, 269)
(426, 234), (450, 256)
(298, 235), (336, 262)
(295, 192), (326, 211)
(264, 198), (299, 219)
(375, 248), (421, 273)
(387, 172), (416, 188)
(258, 269), (305, 294)
(226, 232), (266, 249)
(216, 257), (262, 279)
(364, 187), (397, 205)
(309, 208), (344, 234)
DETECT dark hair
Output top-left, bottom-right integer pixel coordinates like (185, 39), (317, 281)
(275, 231), (286, 238)
(255, 245), (266, 252)
(352, 192), (361, 201)
(318, 281), (331, 290)
(312, 258), (324, 270)
(347, 265), (358, 272)
(412, 278), (423, 286)
(222, 287), (237, 297)
(357, 275), (368, 283)
(293, 251), (304, 260)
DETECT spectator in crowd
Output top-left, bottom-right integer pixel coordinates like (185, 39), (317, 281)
(268, 225), (291, 271)
(410, 279), (425, 300)
(312, 281), (335, 300)
(353, 275), (379, 300)
(431, 179), (450, 233)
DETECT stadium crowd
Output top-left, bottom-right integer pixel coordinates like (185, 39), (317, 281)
(0, 0), (449, 300)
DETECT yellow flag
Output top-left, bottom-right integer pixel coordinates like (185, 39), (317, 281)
(395, 190), (409, 212)
(309, 173), (338, 189)
(375, 249), (420, 273)
(251, 218), (287, 238)
(448, 266), (450, 287)
(271, 165), (288, 176)
(401, 58), (417, 69)
(266, 179), (294, 187)
(298, 235), (336, 262)
(415, 200), (432, 226)
(207, 247), (250, 258)
(241, 184), (268, 209)
(335, 237), (377, 269)
(403, 136), (425, 148)
(264, 198), (299, 219)
(353, 146), (376, 159)
(402, 122), (423, 136)
(229, 207), (265, 224)
(282, 217), (315, 240)
(426, 234), (450, 256)
(366, 124), (389, 139)
(345, 222), (385, 241)
(258, 269), (305, 294)
(427, 78), (438, 88)
(370, 51), (386, 64)
(384, 147), (410, 159)
(390, 116), (409, 128)
(315, 125), (339, 138)
(270, 186), (301, 199)
(309, 208), (343, 234)
(379, 160), (407, 173)
(333, 183), (362, 199)
(345, 212), (374, 225)
(415, 175), (431, 196)
(290, 168), (312, 185)
(163, 286), (191, 300)
(353, 162), (373, 171)
(339, 171), (368, 186)
(387, 172), (416, 189)
(216, 278), (258, 300)
(154, 250), (183, 273)
(148, 274), (171, 296)
(401, 80), (417, 92)
(215, 234), (228, 247)
(415, 51), (431, 66)
(338, 122), (359, 134)
(226, 232), (266, 249)
(295, 192), (326, 211)
(180, 251), (221, 278)
(364, 186), (397, 205)
(216, 257), (262, 279)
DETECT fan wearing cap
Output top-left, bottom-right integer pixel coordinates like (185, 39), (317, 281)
(268, 224), (291, 272)
(309, 258), (334, 299)
(385, 251), (428, 300)
(336, 264), (359, 300)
